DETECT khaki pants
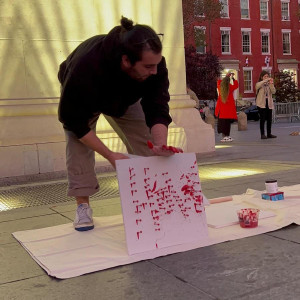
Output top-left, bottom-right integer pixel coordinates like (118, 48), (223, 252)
(65, 101), (153, 197)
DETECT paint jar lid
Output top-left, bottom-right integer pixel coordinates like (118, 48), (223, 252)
(265, 179), (277, 183)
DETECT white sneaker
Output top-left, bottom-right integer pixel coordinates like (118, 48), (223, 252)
(74, 203), (94, 231)
(220, 136), (234, 142)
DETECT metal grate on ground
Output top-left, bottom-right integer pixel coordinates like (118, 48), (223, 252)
(1, 160), (300, 211)
(0, 176), (119, 211)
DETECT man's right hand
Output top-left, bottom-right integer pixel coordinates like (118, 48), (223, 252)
(79, 130), (129, 169)
(106, 152), (129, 168)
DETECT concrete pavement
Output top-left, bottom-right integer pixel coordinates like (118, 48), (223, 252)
(1, 120), (300, 300)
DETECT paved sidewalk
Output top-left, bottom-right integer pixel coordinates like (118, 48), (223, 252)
(1, 121), (300, 300)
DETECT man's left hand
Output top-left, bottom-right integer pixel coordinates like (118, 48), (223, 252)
(147, 141), (183, 156)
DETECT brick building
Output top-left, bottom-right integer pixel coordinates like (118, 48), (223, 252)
(183, 0), (300, 102)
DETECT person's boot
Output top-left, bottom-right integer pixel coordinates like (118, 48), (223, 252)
(261, 134), (267, 139)
(267, 134), (277, 138)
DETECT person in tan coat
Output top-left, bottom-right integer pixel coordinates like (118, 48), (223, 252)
(255, 71), (276, 139)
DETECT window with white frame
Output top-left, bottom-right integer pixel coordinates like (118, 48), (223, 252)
(220, 0), (229, 18)
(241, 30), (251, 54)
(281, 1), (290, 20)
(260, 0), (268, 20)
(243, 69), (253, 92)
(194, 26), (206, 54)
(261, 30), (270, 54)
(221, 28), (231, 54)
(240, 0), (249, 19)
(282, 31), (291, 54)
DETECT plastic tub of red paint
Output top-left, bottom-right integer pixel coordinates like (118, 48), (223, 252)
(237, 208), (260, 228)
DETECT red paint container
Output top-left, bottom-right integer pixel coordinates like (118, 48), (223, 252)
(237, 208), (260, 228)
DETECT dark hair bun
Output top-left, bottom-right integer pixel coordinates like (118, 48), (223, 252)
(120, 16), (134, 31)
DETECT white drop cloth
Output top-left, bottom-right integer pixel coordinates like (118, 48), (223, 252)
(12, 185), (300, 279)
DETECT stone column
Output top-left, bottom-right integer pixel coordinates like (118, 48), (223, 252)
(152, 0), (215, 154)
(0, 0), (215, 181)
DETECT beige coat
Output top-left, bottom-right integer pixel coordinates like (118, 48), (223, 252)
(255, 80), (276, 109)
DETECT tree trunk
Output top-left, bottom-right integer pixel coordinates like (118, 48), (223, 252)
(208, 20), (212, 53)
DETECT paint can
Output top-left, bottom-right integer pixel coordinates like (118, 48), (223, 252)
(265, 179), (278, 193)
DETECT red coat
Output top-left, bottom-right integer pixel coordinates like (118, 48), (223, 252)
(215, 79), (239, 119)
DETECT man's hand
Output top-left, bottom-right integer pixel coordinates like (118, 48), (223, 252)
(106, 152), (129, 168)
(79, 130), (129, 169)
(147, 140), (183, 157)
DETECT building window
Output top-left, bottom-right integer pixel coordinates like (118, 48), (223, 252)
(282, 32), (291, 54)
(243, 69), (253, 92)
(281, 69), (297, 85)
(194, 0), (205, 17)
(221, 29), (231, 54)
(260, 1), (268, 20)
(194, 26), (206, 54)
(261, 31), (270, 54)
(281, 1), (290, 20)
(240, 0), (249, 19)
(220, 0), (229, 18)
(242, 30), (251, 54)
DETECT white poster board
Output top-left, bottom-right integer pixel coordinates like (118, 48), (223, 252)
(116, 153), (208, 255)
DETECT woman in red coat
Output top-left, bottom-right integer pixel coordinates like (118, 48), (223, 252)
(215, 73), (239, 142)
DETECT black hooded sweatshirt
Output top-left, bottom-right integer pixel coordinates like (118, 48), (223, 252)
(58, 26), (172, 139)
